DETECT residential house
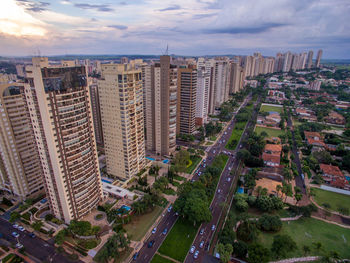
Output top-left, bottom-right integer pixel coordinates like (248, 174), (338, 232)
(319, 164), (350, 190)
(304, 131), (326, 148)
(325, 111), (346, 125)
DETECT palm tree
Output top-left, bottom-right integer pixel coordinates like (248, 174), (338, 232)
(276, 185), (282, 198)
(302, 245), (311, 256)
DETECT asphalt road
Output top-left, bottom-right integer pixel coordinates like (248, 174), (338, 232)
(0, 218), (77, 263)
(134, 95), (252, 263)
(184, 96), (258, 263)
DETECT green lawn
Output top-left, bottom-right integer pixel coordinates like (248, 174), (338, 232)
(312, 187), (350, 212)
(293, 117), (303, 127)
(124, 206), (164, 241)
(255, 126), (284, 137)
(186, 155), (202, 174)
(158, 218), (198, 262)
(260, 104), (283, 113)
(259, 217), (350, 259)
(151, 254), (175, 263)
(226, 121), (246, 150)
(209, 136), (217, 141)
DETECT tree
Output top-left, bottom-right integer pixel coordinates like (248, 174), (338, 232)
(271, 235), (297, 259)
(9, 211), (21, 223)
(32, 221), (43, 232)
(69, 220), (92, 236)
(55, 229), (67, 245)
(312, 242), (324, 253)
(217, 243), (233, 263)
(247, 243), (270, 263)
(233, 241), (248, 259)
(302, 245), (311, 256)
(183, 195), (212, 225)
(94, 232), (130, 263)
(237, 219), (259, 242)
(257, 214), (282, 232)
(256, 195), (274, 212)
(276, 185), (282, 198)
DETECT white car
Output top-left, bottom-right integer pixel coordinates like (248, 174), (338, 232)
(200, 228), (204, 235)
(211, 225), (216, 231)
(167, 205), (172, 212)
(18, 226), (25, 232)
(16, 243), (23, 249)
(217, 189), (221, 193)
(12, 232), (19, 238)
(190, 245), (195, 254)
(227, 177), (231, 182)
(152, 227), (157, 234)
(199, 241), (204, 248)
(194, 250), (199, 259)
(224, 132), (227, 135)
(213, 150), (216, 154)
(12, 224), (19, 229)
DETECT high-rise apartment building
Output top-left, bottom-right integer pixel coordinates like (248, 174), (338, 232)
(0, 83), (44, 199)
(98, 63), (145, 180)
(195, 67), (210, 126)
(26, 57), (103, 223)
(89, 80), (104, 147)
(307, 50), (314, 69)
(144, 56), (177, 156)
(210, 59), (229, 113)
(228, 62), (244, 94)
(315, 49), (323, 68)
(176, 66), (197, 135)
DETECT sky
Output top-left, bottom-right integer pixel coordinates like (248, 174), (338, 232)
(0, 0), (350, 58)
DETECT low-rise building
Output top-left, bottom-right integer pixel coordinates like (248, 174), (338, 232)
(320, 164), (349, 190)
(325, 111), (346, 125)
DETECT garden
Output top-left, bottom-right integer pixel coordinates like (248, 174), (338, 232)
(311, 187), (350, 215)
(260, 104), (283, 113)
(255, 126), (284, 138)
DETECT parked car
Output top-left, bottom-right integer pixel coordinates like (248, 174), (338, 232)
(211, 225), (215, 231)
(12, 232), (19, 238)
(194, 250), (199, 259)
(148, 240), (155, 248)
(205, 242), (210, 251)
(15, 243), (23, 249)
(29, 233), (36, 238)
(167, 205), (172, 212)
(190, 245), (195, 254)
(199, 241), (204, 248)
(132, 252), (139, 260)
(200, 228), (204, 235)
(12, 224), (19, 229)
(152, 227), (157, 234)
(162, 228), (168, 235)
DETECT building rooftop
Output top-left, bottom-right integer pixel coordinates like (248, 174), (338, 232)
(320, 164), (344, 178)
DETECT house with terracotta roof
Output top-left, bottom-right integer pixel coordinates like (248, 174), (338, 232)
(264, 144), (282, 155)
(262, 153), (281, 167)
(319, 163), (350, 190)
(325, 111), (346, 125)
(304, 131), (326, 148)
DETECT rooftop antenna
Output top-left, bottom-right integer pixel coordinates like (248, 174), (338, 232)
(164, 44), (169, 56)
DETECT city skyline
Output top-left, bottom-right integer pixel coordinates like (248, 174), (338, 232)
(1, 0), (350, 59)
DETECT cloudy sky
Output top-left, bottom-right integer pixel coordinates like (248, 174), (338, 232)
(0, 0), (349, 58)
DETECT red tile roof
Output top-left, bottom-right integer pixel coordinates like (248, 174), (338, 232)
(262, 153), (280, 165)
(320, 164), (344, 177)
(264, 144), (282, 153)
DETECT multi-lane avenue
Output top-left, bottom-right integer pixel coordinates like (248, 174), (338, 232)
(135, 94), (254, 263)
(0, 218), (76, 263)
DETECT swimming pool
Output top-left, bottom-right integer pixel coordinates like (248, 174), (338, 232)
(146, 157), (156, 161)
(101, 178), (113, 184)
(237, 187), (244, 194)
(346, 176), (350, 182)
(162, 159), (169, 164)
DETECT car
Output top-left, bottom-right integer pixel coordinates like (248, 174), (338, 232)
(203, 159), (206, 163)
(152, 227), (157, 234)
(217, 189), (221, 193)
(162, 228), (168, 235)
(12, 224), (19, 229)
(18, 226), (25, 232)
(148, 240), (155, 248)
(211, 224), (215, 231)
(191, 179), (195, 183)
(194, 250), (199, 259)
(198, 172), (202, 176)
(29, 233), (36, 238)
(228, 166), (232, 170)
(175, 212), (179, 216)
(203, 164), (206, 168)
(213, 150), (216, 154)
(223, 140), (225, 143)
(199, 241), (204, 248)
(227, 177), (231, 182)
(15, 243), (23, 249)
(224, 132), (227, 135)
(167, 205), (172, 212)
(190, 245), (195, 254)
(200, 228), (204, 235)
(12, 232), (19, 238)
(132, 252), (139, 260)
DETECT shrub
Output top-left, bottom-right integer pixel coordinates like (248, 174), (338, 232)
(21, 219), (30, 225)
(68, 253), (79, 261)
(77, 239), (98, 249)
(29, 207), (38, 214)
(45, 214), (54, 221)
(233, 241), (248, 259)
(21, 212), (31, 221)
(95, 214), (104, 220)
